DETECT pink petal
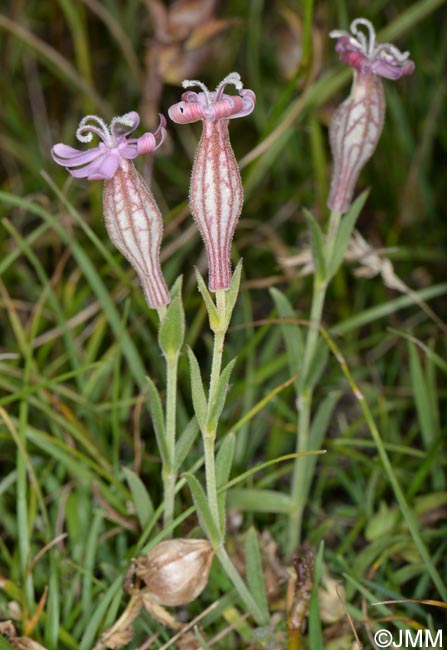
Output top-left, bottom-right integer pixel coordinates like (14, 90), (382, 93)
(228, 89), (256, 119)
(118, 142), (139, 159)
(168, 101), (206, 124)
(51, 143), (103, 167)
(87, 154), (121, 180)
(66, 152), (120, 180)
(370, 57), (415, 80)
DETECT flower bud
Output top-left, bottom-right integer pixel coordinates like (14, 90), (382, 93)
(133, 538), (214, 607)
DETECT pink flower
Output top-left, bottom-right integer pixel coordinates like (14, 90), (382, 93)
(168, 72), (256, 291)
(51, 113), (170, 309)
(327, 18), (415, 213)
(51, 112), (166, 180)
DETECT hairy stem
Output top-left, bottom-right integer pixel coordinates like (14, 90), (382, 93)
(163, 353), (179, 529)
(204, 290), (227, 532)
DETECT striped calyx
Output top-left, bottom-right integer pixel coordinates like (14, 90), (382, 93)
(328, 71), (385, 213)
(190, 117), (243, 291)
(103, 159), (169, 309)
(169, 73), (256, 291)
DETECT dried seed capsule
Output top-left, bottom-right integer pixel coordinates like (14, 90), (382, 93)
(133, 538), (214, 607)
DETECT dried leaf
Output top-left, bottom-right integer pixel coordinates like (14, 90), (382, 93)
(185, 18), (238, 50)
(169, 0), (216, 36)
(0, 621), (49, 650)
(142, 593), (182, 629)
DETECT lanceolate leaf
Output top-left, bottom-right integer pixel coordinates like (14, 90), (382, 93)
(146, 376), (169, 465)
(206, 358), (237, 432)
(245, 527), (269, 622)
(184, 473), (221, 544)
(270, 287), (303, 385)
(175, 417), (200, 471)
(195, 268), (220, 331)
(227, 488), (291, 513)
(224, 259), (243, 328)
(122, 466), (154, 529)
(304, 209), (326, 281)
(186, 346), (208, 431)
(215, 432), (236, 534)
(158, 294), (185, 360)
(328, 190), (368, 280)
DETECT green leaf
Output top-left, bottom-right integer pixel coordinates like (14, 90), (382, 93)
(146, 376), (169, 465)
(206, 358), (237, 432)
(302, 342), (329, 392)
(328, 190), (368, 279)
(186, 347), (208, 431)
(193, 627), (209, 649)
(308, 541), (325, 649)
(175, 417), (200, 471)
(215, 432), (236, 534)
(270, 288), (303, 385)
(389, 328), (447, 374)
(169, 274), (183, 300)
(79, 576), (123, 650)
(224, 259), (243, 328)
(158, 295), (185, 361)
(122, 466), (154, 529)
(331, 285), (447, 336)
(304, 209), (326, 280)
(195, 267), (220, 331)
(305, 392), (340, 490)
(227, 488), (291, 513)
(245, 527), (270, 621)
(216, 433), (236, 488)
(409, 341), (438, 449)
(183, 473), (222, 544)
(0, 636), (15, 650)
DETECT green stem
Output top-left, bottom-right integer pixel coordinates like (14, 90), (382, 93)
(203, 290), (227, 531)
(215, 543), (268, 626)
(325, 209), (342, 269)
(209, 291), (226, 398)
(203, 430), (219, 530)
(163, 353), (179, 529)
(157, 304), (180, 530)
(288, 209), (341, 553)
(288, 279), (326, 552)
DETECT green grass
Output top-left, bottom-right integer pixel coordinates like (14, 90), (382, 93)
(0, 1), (446, 648)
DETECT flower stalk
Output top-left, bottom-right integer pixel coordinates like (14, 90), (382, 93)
(288, 17), (414, 552)
(204, 289), (227, 531)
(288, 209), (341, 552)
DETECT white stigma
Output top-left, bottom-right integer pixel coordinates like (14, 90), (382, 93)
(351, 18), (376, 58)
(76, 114), (112, 145)
(182, 79), (212, 106)
(215, 72), (243, 94)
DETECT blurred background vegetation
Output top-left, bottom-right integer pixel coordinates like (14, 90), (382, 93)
(0, 1), (445, 648)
